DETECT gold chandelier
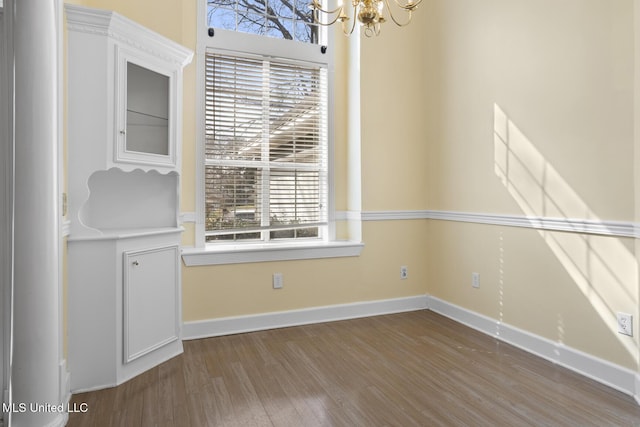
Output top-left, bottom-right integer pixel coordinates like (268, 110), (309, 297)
(310, 0), (422, 37)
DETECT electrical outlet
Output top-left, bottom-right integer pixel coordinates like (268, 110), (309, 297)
(472, 272), (480, 288)
(273, 273), (283, 289)
(400, 266), (408, 280)
(617, 312), (633, 336)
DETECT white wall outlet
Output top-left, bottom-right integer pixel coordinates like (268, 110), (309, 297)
(400, 266), (408, 280)
(472, 272), (480, 288)
(273, 273), (283, 289)
(617, 312), (633, 336)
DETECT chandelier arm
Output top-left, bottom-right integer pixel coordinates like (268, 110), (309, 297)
(344, 3), (358, 35)
(313, 7), (350, 26)
(383, 0), (414, 27)
(314, 3), (356, 34)
(310, 0), (345, 17)
(390, 0), (423, 11)
(312, 5), (344, 15)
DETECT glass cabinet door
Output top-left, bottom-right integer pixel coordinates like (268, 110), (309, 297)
(115, 49), (177, 167)
(125, 63), (170, 156)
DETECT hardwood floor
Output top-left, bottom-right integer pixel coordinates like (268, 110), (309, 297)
(67, 310), (640, 426)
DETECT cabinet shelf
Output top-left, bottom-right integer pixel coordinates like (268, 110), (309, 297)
(80, 168), (179, 233)
(68, 226), (184, 242)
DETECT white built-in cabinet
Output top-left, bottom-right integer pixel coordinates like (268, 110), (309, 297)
(65, 4), (192, 391)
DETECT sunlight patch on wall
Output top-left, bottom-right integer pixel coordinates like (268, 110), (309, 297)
(493, 103), (638, 360)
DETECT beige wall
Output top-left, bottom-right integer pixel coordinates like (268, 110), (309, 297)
(360, 11), (430, 211)
(64, 0), (640, 374)
(425, 0), (634, 220)
(183, 221), (428, 321)
(428, 221), (638, 368)
(424, 0), (639, 370)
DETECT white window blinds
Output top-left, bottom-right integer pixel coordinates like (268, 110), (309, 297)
(204, 51), (328, 242)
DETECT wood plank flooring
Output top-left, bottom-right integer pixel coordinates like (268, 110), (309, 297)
(67, 310), (640, 426)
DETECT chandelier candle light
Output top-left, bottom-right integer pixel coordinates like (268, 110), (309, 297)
(310, 0), (422, 36)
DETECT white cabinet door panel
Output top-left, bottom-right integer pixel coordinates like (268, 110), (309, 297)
(123, 245), (179, 363)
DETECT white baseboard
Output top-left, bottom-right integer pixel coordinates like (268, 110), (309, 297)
(426, 296), (638, 399)
(183, 295), (429, 340)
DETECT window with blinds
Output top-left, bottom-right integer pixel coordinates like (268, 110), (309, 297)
(204, 51), (328, 242)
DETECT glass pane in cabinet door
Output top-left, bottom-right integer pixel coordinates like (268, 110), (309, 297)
(126, 62), (170, 156)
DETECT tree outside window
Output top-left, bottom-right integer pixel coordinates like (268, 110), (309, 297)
(206, 0), (321, 43)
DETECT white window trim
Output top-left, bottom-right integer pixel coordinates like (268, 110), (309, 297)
(182, 240), (364, 266)
(190, 1), (363, 265)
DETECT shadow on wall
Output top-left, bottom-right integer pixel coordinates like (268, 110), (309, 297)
(493, 103), (637, 361)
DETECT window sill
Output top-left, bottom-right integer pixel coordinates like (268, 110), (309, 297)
(181, 240), (364, 266)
